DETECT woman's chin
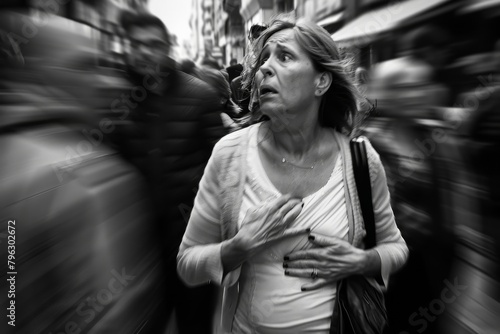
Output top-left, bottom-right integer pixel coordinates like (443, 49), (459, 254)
(261, 103), (288, 117)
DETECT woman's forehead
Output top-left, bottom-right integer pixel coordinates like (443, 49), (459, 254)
(265, 29), (295, 46)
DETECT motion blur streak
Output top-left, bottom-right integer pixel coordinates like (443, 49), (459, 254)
(0, 8), (163, 334)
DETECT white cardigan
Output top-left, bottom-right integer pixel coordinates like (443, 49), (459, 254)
(177, 123), (409, 332)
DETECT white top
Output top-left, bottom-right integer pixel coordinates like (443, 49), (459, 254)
(232, 124), (349, 333)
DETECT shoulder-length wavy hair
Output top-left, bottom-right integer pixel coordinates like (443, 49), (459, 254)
(240, 12), (359, 135)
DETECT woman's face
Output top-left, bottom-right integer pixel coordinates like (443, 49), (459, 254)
(257, 28), (322, 118)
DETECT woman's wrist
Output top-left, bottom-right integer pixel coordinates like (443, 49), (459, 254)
(359, 248), (381, 277)
(221, 236), (248, 274)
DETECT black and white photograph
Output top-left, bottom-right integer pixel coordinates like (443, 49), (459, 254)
(1, 0), (499, 333)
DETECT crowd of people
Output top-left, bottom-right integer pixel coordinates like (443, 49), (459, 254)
(353, 21), (500, 334)
(0, 5), (498, 334)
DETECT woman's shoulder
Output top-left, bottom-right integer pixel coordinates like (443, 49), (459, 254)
(212, 123), (260, 158)
(334, 131), (383, 178)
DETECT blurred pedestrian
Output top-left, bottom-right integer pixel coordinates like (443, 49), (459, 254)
(226, 60), (243, 85)
(198, 67), (242, 132)
(439, 39), (500, 334)
(399, 24), (453, 107)
(0, 11), (158, 334)
(179, 58), (201, 77)
(109, 10), (227, 334)
(365, 27), (458, 334)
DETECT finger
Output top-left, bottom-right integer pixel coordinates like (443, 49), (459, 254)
(283, 260), (317, 269)
(282, 226), (309, 238)
(267, 193), (297, 210)
(300, 278), (335, 292)
(276, 199), (302, 221)
(308, 233), (345, 247)
(266, 200), (302, 238)
(264, 196), (301, 222)
(282, 201), (303, 226)
(284, 249), (321, 261)
(285, 268), (318, 279)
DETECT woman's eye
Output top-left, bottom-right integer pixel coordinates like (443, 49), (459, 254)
(279, 53), (291, 62)
(259, 57), (269, 65)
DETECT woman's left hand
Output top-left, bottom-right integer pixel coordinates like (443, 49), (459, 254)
(283, 232), (369, 291)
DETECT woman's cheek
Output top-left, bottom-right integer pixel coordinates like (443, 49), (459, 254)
(255, 71), (264, 83)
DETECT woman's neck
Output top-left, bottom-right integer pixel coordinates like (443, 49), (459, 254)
(263, 118), (326, 160)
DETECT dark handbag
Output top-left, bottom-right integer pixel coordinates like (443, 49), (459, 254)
(329, 137), (388, 334)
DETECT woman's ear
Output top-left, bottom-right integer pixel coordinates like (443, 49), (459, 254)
(315, 72), (332, 96)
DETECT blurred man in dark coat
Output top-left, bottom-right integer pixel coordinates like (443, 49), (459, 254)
(107, 10), (227, 333)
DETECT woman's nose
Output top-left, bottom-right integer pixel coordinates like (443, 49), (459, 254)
(260, 59), (274, 77)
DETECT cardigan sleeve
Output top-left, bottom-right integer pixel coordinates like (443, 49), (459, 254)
(365, 140), (409, 287)
(177, 139), (241, 287)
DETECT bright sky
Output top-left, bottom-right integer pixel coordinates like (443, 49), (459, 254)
(149, 0), (193, 57)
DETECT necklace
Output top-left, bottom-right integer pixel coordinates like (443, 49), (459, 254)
(265, 124), (330, 170)
(281, 157), (316, 169)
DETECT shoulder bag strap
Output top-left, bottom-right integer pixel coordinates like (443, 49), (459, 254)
(350, 137), (376, 249)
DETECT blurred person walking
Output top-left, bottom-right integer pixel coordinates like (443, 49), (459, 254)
(0, 11), (160, 334)
(365, 26), (458, 334)
(108, 10), (227, 334)
(197, 67), (242, 132)
(439, 40), (500, 334)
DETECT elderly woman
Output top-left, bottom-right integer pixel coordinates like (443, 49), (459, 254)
(177, 13), (408, 333)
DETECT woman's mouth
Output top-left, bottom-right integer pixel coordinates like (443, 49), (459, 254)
(260, 85), (278, 97)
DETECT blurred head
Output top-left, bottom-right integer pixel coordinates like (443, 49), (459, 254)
(229, 58), (238, 66)
(179, 58), (196, 74)
(120, 10), (171, 77)
(368, 57), (446, 116)
(403, 24), (450, 69)
(241, 13), (357, 133)
(200, 68), (231, 101)
(199, 68), (240, 115)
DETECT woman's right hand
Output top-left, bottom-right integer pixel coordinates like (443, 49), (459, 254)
(221, 194), (306, 273)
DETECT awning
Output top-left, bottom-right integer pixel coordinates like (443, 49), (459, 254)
(332, 0), (454, 47)
(459, 0), (500, 14)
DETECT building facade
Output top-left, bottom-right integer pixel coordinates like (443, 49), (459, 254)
(190, 0), (352, 67)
